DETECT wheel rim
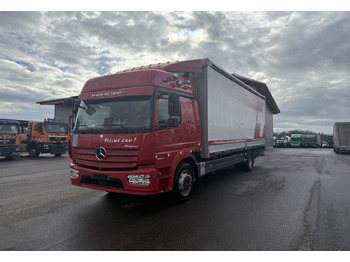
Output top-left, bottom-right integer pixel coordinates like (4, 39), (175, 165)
(178, 170), (193, 197)
(248, 155), (253, 169)
(29, 147), (36, 156)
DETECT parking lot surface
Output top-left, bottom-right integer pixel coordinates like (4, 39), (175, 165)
(1, 148), (350, 250)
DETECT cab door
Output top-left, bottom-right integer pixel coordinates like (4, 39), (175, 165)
(153, 93), (187, 168)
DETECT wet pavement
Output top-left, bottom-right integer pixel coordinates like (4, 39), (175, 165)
(1, 148), (350, 250)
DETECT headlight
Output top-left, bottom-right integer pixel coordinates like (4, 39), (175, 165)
(127, 174), (150, 185)
(70, 169), (79, 179)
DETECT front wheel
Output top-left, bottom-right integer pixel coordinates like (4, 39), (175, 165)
(173, 163), (194, 202)
(29, 145), (40, 158)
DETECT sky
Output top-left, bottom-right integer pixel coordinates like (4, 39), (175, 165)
(1, 3), (350, 134)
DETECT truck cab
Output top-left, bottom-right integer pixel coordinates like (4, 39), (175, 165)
(70, 68), (201, 198)
(25, 119), (69, 157)
(291, 134), (303, 147)
(0, 119), (21, 159)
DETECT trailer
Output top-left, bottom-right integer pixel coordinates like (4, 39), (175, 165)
(69, 58), (266, 201)
(333, 122), (350, 154)
(302, 134), (321, 148)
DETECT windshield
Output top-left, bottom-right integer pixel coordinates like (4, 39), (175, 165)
(74, 96), (153, 134)
(45, 124), (68, 134)
(0, 124), (20, 135)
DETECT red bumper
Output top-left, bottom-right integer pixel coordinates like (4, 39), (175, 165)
(70, 162), (171, 195)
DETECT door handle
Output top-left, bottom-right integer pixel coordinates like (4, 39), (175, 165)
(178, 138), (185, 142)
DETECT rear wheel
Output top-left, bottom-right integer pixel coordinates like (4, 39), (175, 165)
(173, 163), (194, 201)
(235, 151), (254, 172)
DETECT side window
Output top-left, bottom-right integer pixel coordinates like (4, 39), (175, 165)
(35, 123), (43, 133)
(157, 96), (181, 129)
(158, 98), (169, 126)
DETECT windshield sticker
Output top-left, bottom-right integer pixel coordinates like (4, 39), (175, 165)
(91, 91), (122, 98)
(103, 137), (137, 143)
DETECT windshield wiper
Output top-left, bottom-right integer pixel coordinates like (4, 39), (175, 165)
(103, 123), (128, 130)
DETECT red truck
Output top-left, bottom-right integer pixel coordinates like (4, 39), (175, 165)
(69, 59), (266, 200)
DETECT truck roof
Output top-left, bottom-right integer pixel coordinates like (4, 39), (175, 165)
(0, 119), (20, 125)
(117, 59), (203, 74)
(80, 68), (198, 100)
(334, 122), (350, 127)
(291, 134), (303, 137)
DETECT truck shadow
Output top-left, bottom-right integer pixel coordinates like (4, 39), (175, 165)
(100, 165), (256, 214)
(18, 154), (69, 160)
(103, 191), (178, 214)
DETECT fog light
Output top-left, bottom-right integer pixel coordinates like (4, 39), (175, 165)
(70, 169), (79, 179)
(127, 174), (150, 185)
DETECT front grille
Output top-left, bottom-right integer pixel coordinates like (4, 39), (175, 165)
(0, 139), (15, 145)
(81, 175), (123, 188)
(75, 147), (139, 169)
(50, 137), (66, 142)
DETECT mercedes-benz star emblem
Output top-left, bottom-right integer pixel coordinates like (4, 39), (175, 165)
(96, 146), (106, 161)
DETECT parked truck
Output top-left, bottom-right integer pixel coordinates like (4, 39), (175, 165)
(276, 136), (291, 148)
(333, 122), (350, 154)
(291, 134), (303, 147)
(22, 119), (69, 157)
(69, 59), (266, 200)
(302, 134), (321, 148)
(0, 119), (22, 159)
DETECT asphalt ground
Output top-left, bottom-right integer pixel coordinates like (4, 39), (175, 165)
(1, 148), (350, 251)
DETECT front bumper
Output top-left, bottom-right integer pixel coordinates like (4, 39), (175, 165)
(39, 143), (68, 154)
(338, 146), (350, 153)
(0, 146), (21, 156)
(70, 163), (171, 195)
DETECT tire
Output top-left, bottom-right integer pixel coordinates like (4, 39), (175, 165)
(173, 162), (194, 202)
(29, 145), (40, 158)
(5, 155), (14, 160)
(236, 151), (254, 172)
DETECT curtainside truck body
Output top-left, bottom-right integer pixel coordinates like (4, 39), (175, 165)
(69, 58), (266, 200)
(302, 134), (321, 148)
(333, 122), (350, 154)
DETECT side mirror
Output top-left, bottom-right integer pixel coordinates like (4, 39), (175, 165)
(167, 118), (179, 127)
(168, 94), (180, 117)
(86, 106), (97, 116)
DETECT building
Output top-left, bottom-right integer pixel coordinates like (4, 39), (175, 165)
(36, 96), (78, 128)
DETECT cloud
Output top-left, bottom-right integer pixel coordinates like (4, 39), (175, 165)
(0, 11), (349, 133)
